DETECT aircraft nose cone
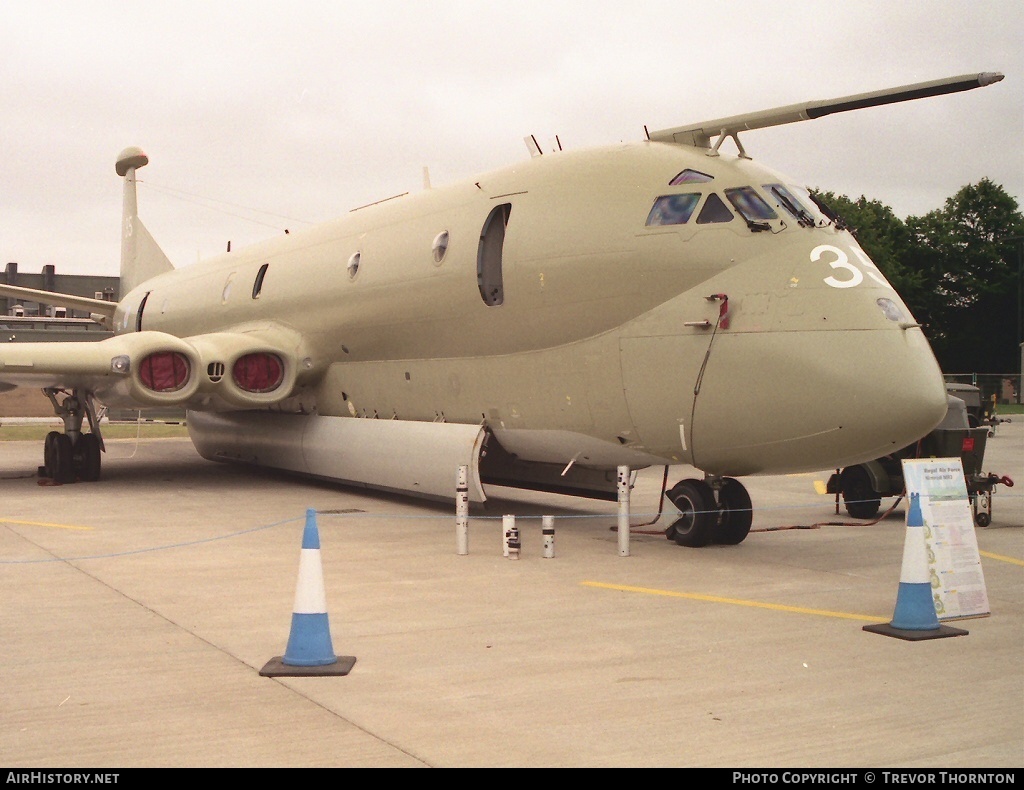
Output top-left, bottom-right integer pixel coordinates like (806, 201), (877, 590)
(691, 325), (949, 475)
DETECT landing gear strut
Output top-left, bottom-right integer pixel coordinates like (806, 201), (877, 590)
(39, 388), (104, 483)
(665, 476), (753, 547)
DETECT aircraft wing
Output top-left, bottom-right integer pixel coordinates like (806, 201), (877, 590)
(650, 72), (1004, 148)
(0, 326), (306, 410)
(0, 282), (118, 328)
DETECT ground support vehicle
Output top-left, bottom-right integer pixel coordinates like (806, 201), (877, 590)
(826, 395), (1014, 527)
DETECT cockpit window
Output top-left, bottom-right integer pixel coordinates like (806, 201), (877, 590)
(646, 193), (701, 226)
(764, 183), (816, 227)
(695, 193), (733, 224)
(669, 169), (713, 185)
(807, 190), (846, 229)
(725, 187), (778, 221)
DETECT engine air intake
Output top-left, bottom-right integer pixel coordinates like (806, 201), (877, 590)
(139, 351), (191, 393)
(233, 352), (284, 393)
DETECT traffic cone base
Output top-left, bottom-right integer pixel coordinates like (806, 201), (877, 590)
(260, 654), (356, 677)
(863, 622), (968, 641)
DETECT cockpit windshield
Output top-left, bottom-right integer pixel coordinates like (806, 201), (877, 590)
(764, 183), (817, 227)
(669, 169), (714, 185)
(725, 187), (778, 222)
(646, 193), (701, 226)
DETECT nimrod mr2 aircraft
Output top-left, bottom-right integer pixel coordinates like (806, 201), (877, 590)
(0, 72), (1004, 547)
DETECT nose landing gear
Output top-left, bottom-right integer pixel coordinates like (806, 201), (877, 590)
(665, 476), (753, 547)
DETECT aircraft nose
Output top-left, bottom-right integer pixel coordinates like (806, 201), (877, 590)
(690, 324), (949, 475)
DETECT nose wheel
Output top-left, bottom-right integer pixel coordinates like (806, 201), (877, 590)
(665, 476), (753, 547)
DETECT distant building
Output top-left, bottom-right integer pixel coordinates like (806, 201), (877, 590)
(3, 262), (117, 342)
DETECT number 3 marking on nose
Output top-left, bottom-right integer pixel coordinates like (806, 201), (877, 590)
(811, 244), (895, 289)
(812, 244), (862, 288)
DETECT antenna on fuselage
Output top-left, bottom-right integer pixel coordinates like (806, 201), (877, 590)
(524, 135), (543, 157)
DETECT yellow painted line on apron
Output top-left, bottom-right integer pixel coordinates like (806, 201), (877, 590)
(1, 518), (93, 531)
(980, 550), (1024, 567)
(582, 581), (883, 622)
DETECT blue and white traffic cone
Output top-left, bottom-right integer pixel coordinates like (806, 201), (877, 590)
(864, 493), (967, 641)
(260, 509), (357, 676)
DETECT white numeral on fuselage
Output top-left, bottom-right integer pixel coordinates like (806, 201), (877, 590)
(812, 243), (894, 290)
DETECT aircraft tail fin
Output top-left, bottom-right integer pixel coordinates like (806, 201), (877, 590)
(116, 147), (174, 296)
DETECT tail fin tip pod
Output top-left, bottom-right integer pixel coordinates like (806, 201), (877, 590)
(117, 146), (174, 296)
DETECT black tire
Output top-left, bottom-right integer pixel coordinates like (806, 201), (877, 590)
(716, 477), (753, 545)
(76, 433), (102, 482)
(841, 466), (881, 519)
(667, 479), (717, 547)
(975, 511), (991, 528)
(48, 434), (75, 484)
(43, 431), (61, 476)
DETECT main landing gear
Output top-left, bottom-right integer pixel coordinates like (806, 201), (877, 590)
(664, 476), (753, 547)
(39, 388), (104, 484)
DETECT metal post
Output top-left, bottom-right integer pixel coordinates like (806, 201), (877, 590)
(503, 514), (514, 558)
(542, 515), (555, 558)
(456, 465), (469, 555)
(504, 515), (520, 560)
(617, 465), (630, 557)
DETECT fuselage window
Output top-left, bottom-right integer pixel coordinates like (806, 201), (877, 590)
(646, 193), (701, 226)
(221, 273), (235, 304)
(669, 169), (714, 185)
(695, 193), (734, 224)
(252, 263), (270, 298)
(477, 203), (511, 306)
(432, 231), (449, 264)
(725, 187), (778, 222)
(764, 183), (816, 226)
(347, 252), (361, 280)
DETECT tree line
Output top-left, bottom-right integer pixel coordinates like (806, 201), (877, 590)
(814, 179), (1022, 375)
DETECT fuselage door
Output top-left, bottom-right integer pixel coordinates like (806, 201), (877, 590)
(478, 203), (511, 306)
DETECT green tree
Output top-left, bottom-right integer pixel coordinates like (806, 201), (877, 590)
(906, 179), (1023, 373)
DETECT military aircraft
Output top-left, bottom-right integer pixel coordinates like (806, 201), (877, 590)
(0, 72), (1004, 547)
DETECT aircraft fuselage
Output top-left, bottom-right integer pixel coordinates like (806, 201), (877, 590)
(111, 141), (946, 479)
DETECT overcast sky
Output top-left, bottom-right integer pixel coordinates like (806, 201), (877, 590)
(2, 1), (1022, 277)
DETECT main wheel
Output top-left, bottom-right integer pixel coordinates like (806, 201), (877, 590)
(667, 479), (717, 547)
(43, 431), (61, 475)
(76, 433), (102, 482)
(47, 434), (75, 484)
(841, 466), (881, 519)
(716, 477), (753, 545)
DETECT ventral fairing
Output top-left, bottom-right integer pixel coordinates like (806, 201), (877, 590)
(0, 72), (1004, 548)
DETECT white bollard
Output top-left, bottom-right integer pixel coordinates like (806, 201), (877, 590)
(455, 465), (469, 555)
(542, 515), (555, 558)
(617, 465), (630, 557)
(506, 516), (521, 560)
(503, 514), (515, 558)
